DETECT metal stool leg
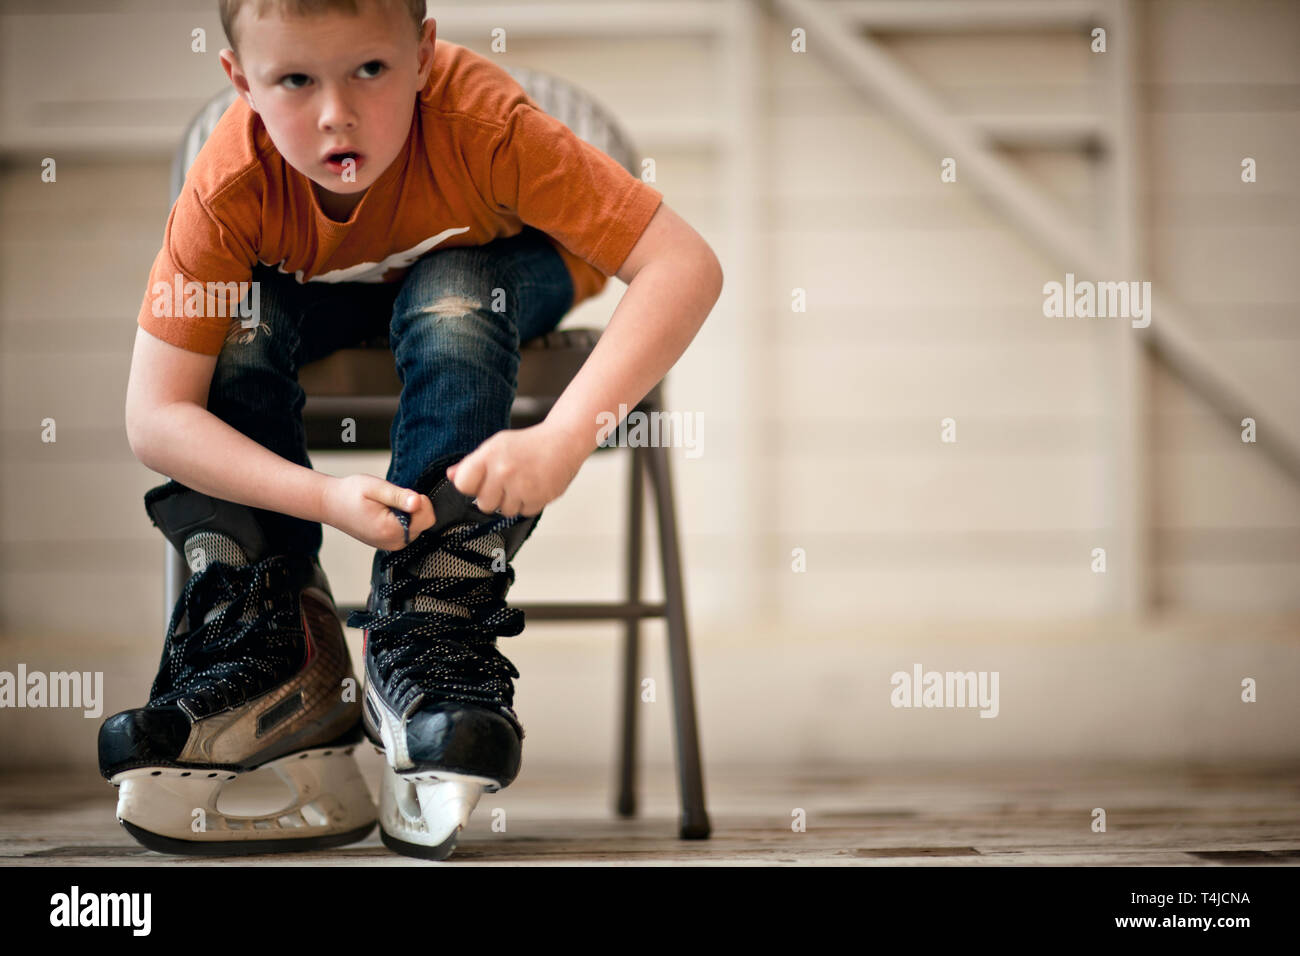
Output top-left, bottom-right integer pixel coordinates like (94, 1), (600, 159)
(616, 444), (645, 817)
(644, 442), (711, 839)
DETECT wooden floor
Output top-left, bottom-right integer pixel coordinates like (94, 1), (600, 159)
(3, 753), (1299, 866)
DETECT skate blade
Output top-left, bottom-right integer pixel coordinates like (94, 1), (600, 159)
(377, 761), (496, 861)
(110, 743), (377, 855)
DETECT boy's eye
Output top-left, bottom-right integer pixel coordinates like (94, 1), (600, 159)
(276, 62), (382, 89)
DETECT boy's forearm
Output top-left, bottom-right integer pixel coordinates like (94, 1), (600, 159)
(543, 254), (722, 456)
(131, 402), (331, 524)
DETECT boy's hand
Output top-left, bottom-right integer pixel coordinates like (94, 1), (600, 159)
(320, 474), (435, 551)
(447, 423), (587, 517)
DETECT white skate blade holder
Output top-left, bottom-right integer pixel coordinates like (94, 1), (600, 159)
(380, 761), (497, 854)
(111, 744), (376, 848)
(368, 683), (505, 858)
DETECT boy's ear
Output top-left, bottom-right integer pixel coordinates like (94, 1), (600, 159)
(218, 49), (257, 112)
(416, 17), (437, 85)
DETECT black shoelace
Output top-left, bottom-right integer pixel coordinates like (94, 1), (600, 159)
(149, 555), (305, 713)
(347, 516), (527, 720)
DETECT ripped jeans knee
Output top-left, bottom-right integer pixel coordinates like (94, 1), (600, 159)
(420, 293), (483, 318)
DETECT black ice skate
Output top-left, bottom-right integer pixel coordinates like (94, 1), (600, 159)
(97, 483), (376, 854)
(348, 452), (542, 860)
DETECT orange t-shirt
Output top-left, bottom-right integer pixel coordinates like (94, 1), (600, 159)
(137, 40), (664, 356)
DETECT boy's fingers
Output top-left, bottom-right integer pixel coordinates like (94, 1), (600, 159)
(385, 484), (420, 511)
(451, 455), (482, 496)
(410, 496), (435, 534)
(473, 477), (503, 514)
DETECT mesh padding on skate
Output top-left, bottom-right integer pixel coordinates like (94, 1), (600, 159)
(348, 514), (529, 725)
(184, 530), (256, 624)
(150, 546), (307, 714)
(186, 530), (248, 570)
(408, 525), (501, 619)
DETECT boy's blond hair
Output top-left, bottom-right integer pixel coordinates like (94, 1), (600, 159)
(219, 0), (426, 55)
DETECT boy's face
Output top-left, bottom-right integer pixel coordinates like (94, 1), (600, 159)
(219, 2), (435, 209)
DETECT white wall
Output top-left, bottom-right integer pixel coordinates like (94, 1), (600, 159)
(1, 0), (1296, 769)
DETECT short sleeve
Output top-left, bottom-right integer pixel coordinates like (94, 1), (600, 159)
(485, 103), (662, 278)
(136, 185), (259, 356)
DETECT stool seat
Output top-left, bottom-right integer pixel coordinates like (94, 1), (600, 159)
(299, 327), (663, 448)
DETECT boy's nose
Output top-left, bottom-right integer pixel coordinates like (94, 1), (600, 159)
(320, 112), (358, 132)
(318, 92), (359, 131)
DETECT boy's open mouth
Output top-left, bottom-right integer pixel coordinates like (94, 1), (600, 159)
(323, 149), (364, 171)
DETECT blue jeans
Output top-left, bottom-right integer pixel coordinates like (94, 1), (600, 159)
(197, 226), (574, 558)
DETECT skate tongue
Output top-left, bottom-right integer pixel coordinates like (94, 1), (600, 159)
(145, 482), (273, 566)
(398, 459), (501, 552)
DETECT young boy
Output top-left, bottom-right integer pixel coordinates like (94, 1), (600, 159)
(98, 0), (722, 860)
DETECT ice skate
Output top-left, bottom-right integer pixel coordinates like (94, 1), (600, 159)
(348, 453), (542, 860)
(98, 483), (377, 854)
